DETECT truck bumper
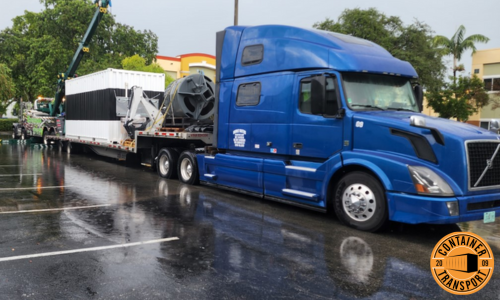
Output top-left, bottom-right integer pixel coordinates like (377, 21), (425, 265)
(387, 191), (500, 224)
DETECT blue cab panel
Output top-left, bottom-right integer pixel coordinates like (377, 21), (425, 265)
(219, 25), (417, 80)
(227, 72), (294, 155)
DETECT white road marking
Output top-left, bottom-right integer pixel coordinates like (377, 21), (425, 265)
(0, 185), (71, 191)
(0, 237), (179, 262)
(0, 174), (43, 177)
(0, 204), (111, 214)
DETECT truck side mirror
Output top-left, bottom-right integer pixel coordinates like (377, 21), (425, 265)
(413, 84), (423, 112)
(311, 76), (326, 115)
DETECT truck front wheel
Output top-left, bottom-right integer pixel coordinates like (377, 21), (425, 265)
(178, 151), (199, 185)
(157, 148), (178, 179)
(334, 172), (388, 232)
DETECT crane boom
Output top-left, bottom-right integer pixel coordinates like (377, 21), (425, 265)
(50, 0), (109, 116)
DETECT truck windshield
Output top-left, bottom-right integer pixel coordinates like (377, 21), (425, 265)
(342, 73), (419, 112)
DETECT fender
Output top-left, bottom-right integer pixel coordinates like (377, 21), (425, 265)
(341, 156), (394, 191)
(341, 150), (463, 195)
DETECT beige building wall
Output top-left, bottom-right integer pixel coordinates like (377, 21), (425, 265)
(471, 48), (500, 128)
(156, 55), (181, 79)
(422, 97), (440, 118)
(156, 53), (216, 82)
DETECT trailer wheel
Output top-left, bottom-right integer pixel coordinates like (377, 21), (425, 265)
(156, 148), (178, 179)
(334, 172), (387, 232)
(178, 151), (199, 185)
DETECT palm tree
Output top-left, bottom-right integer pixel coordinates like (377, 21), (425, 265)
(433, 25), (489, 80)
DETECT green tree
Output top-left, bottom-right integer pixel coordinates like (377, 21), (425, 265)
(313, 8), (446, 91)
(426, 75), (489, 121)
(0, 0), (159, 102)
(121, 55), (175, 86)
(433, 25), (489, 80)
(0, 64), (16, 116)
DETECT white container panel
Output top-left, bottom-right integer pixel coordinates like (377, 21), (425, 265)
(66, 68), (165, 95)
(66, 120), (128, 144)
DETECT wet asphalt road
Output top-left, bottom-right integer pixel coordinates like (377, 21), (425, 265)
(0, 137), (499, 299)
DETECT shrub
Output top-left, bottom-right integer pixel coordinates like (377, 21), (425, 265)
(0, 118), (18, 131)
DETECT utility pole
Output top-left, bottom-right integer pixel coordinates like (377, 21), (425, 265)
(234, 0), (238, 26)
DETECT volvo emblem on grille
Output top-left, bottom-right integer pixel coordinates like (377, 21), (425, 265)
(486, 159), (494, 170)
(474, 144), (500, 187)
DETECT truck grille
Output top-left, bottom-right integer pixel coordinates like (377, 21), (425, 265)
(467, 141), (500, 190)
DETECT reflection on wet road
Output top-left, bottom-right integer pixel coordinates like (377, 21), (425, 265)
(0, 138), (499, 299)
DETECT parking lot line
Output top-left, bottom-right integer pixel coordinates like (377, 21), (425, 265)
(0, 174), (43, 177)
(0, 204), (111, 214)
(0, 186), (72, 191)
(0, 237), (180, 262)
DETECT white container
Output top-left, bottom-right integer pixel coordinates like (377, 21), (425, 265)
(65, 69), (165, 143)
(66, 68), (165, 95)
(65, 120), (127, 144)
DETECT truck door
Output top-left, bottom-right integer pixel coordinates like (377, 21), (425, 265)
(291, 74), (343, 158)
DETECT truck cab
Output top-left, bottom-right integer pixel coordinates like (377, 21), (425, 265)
(196, 25), (500, 231)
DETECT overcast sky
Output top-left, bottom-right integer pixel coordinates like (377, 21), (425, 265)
(2, 0), (499, 76)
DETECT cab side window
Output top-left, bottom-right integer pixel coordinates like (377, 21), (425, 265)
(237, 82), (261, 106)
(325, 77), (339, 115)
(299, 76), (339, 115)
(299, 80), (312, 114)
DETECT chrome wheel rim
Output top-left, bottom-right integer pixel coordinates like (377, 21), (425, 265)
(342, 183), (376, 222)
(159, 154), (170, 176)
(180, 158), (192, 181)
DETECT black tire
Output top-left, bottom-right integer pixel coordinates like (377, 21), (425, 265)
(66, 141), (81, 154)
(20, 130), (26, 140)
(156, 148), (179, 179)
(334, 172), (387, 232)
(12, 131), (17, 139)
(177, 151), (199, 185)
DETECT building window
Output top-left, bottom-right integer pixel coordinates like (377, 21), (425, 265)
(241, 45), (264, 66)
(474, 69), (480, 74)
(236, 82), (261, 106)
(484, 77), (500, 92)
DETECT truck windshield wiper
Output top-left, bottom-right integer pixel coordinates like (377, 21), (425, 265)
(351, 104), (385, 111)
(387, 107), (416, 112)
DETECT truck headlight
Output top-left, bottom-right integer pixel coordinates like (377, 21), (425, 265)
(408, 166), (454, 196)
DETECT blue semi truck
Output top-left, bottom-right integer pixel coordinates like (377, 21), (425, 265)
(47, 25), (500, 232)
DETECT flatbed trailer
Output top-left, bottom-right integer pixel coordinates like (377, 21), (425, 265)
(46, 129), (213, 162)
